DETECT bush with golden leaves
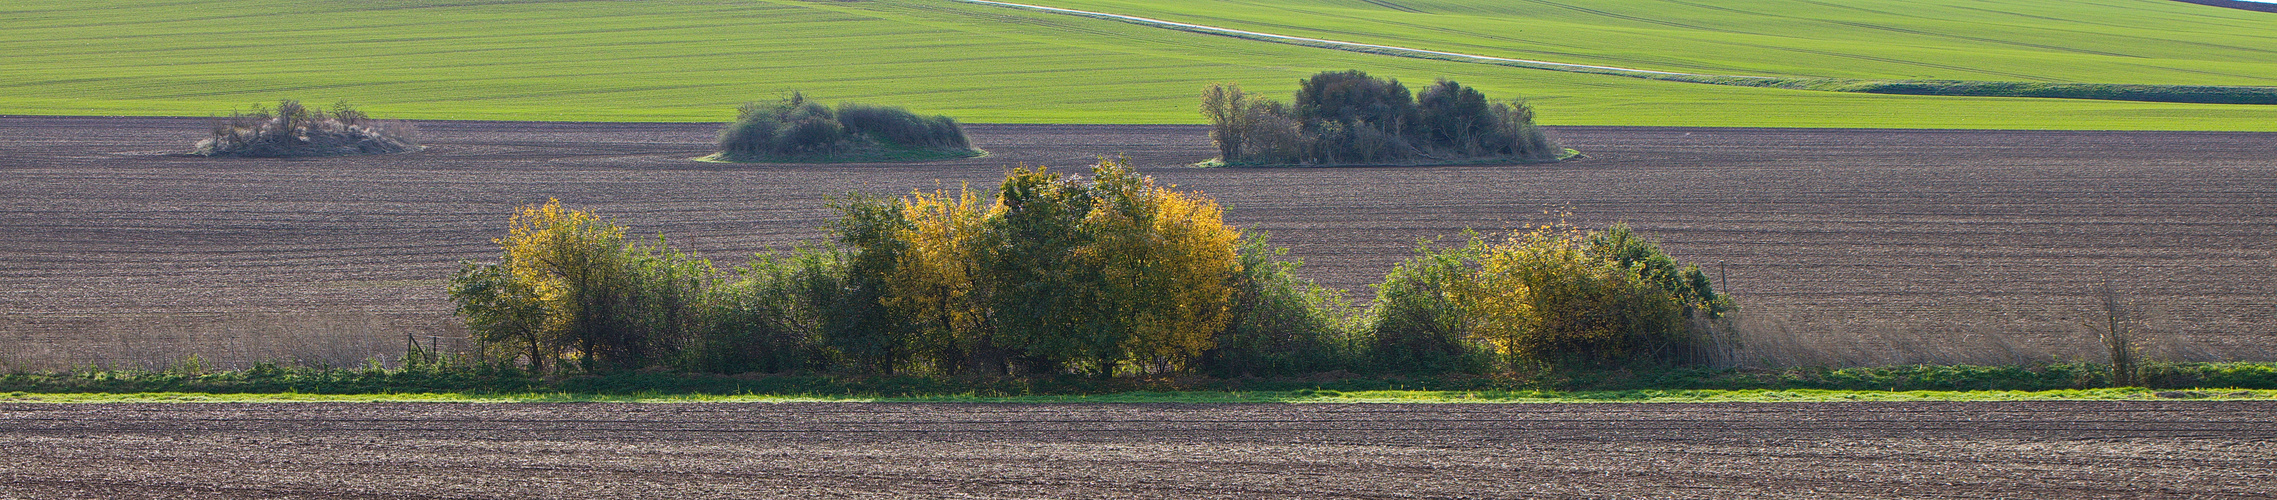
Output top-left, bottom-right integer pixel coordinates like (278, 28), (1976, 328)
(1370, 224), (1723, 371)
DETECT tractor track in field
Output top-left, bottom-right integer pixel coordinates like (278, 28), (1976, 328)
(943, 0), (2277, 105)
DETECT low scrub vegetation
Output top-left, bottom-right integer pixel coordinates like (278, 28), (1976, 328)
(446, 158), (1718, 379)
(708, 92), (980, 163)
(191, 100), (416, 157)
(1201, 70), (1567, 166)
(1368, 224), (1729, 374)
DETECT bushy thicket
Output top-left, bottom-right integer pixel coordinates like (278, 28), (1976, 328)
(1203, 70), (1561, 166)
(449, 160), (1722, 378)
(1368, 224), (1729, 373)
(446, 200), (710, 373)
(715, 92), (975, 162)
(191, 100), (416, 157)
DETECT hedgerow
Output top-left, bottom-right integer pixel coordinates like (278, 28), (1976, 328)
(448, 158), (1725, 378)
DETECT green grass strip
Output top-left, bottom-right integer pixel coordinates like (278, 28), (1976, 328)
(8, 362), (2271, 400)
(959, 0), (2277, 105)
(5, 388), (2271, 404)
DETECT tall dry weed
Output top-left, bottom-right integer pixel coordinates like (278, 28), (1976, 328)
(1711, 294), (2255, 369)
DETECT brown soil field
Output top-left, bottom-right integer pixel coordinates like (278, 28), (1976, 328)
(2, 400), (2272, 498)
(2, 116), (2274, 368)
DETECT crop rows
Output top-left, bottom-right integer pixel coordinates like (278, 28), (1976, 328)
(2, 401), (2272, 497)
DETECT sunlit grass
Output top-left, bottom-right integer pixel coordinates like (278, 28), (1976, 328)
(7, 388), (2271, 404)
(2, 0), (2274, 129)
(1012, 0), (2277, 86)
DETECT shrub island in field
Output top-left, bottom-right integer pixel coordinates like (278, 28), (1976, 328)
(1201, 70), (1575, 167)
(191, 100), (417, 157)
(703, 92), (983, 163)
(448, 158), (1726, 379)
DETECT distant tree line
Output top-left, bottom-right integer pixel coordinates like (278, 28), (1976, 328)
(1203, 70), (1563, 166)
(449, 158), (1722, 377)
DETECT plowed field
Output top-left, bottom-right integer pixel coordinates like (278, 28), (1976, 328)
(2, 117), (2274, 367)
(2, 401), (2272, 498)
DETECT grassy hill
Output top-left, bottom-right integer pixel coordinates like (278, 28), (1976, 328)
(3, 0), (2274, 129)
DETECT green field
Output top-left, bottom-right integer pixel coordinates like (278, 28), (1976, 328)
(4, 0), (2275, 128)
(1010, 0), (2277, 85)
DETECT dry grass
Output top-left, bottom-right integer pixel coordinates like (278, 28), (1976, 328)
(1709, 294), (2271, 369)
(0, 311), (465, 372)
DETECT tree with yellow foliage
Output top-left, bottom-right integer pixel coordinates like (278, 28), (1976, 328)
(885, 185), (996, 374)
(841, 158), (1246, 376)
(1369, 223), (1717, 372)
(450, 199), (710, 372)
(1082, 162), (1241, 373)
(1461, 225), (1686, 367)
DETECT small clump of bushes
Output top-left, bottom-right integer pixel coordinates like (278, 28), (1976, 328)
(191, 100), (417, 157)
(1368, 224), (1729, 374)
(448, 157), (1726, 379)
(1202, 70), (1567, 166)
(710, 92), (980, 163)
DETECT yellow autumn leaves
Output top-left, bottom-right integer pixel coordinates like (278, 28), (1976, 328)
(1369, 223), (1723, 371)
(840, 158), (1241, 375)
(454, 199), (710, 371)
(1458, 226), (1689, 364)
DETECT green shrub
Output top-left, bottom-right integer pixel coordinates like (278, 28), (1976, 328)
(714, 92), (976, 162)
(1417, 80), (1556, 160)
(1198, 234), (1365, 377)
(836, 103), (971, 150)
(688, 247), (842, 374)
(825, 192), (924, 373)
(1295, 70), (1419, 132)
(975, 166), (1119, 376)
(1590, 224), (1727, 318)
(2144, 362), (2277, 389)
(447, 261), (547, 370)
(1202, 71), (1562, 166)
(1365, 238), (1497, 374)
(191, 100), (416, 157)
